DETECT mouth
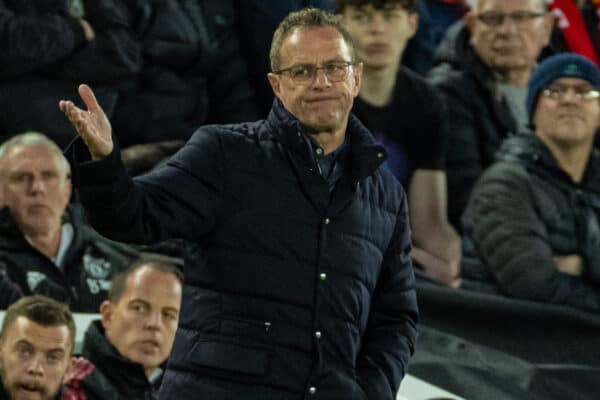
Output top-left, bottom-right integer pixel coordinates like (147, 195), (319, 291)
(365, 43), (391, 54)
(14, 382), (44, 399)
(305, 96), (340, 104)
(137, 339), (161, 353)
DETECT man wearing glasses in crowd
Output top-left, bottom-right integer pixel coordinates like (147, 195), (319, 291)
(59, 7), (418, 400)
(428, 0), (554, 231)
(461, 53), (600, 312)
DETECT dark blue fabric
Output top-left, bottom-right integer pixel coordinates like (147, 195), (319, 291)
(70, 101), (419, 400)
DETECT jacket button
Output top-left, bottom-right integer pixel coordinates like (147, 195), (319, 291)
(319, 273), (327, 281)
(324, 217), (330, 225)
(309, 386), (317, 395)
(377, 152), (383, 158)
(315, 331), (322, 339)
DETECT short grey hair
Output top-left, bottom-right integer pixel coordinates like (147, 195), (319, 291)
(0, 132), (71, 177)
(270, 7), (356, 72)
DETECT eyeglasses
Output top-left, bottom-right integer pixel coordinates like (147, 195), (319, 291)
(273, 61), (354, 83)
(475, 11), (546, 27)
(541, 84), (600, 101)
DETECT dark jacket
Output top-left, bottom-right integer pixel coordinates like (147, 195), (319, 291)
(112, 0), (260, 146)
(63, 320), (158, 400)
(427, 22), (518, 231)
(461, 135), (600, 311)
(70, 99), (419, 400)
(0, 204), (139, 312)
(0, 0), (141, 148)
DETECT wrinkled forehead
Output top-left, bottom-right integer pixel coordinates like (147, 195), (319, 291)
(548, 76), (597, 88)
(280, 27), (353, 65)
(474, 0), (546, 12)
(2, 317), (71, 353)
(3, 144), (66, 173)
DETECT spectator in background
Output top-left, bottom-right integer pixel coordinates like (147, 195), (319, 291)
(113, 0), (260, 148)
(64, 258), (183, 400)
(428, 0), (554, 231)
(461, 53), (600, 311)
(0, 133), (138, 312)
(338, 0), (461, 287)
(60, 7), (418, 399)
(0, 0), (141, 148)
(0, 295), (75, 400)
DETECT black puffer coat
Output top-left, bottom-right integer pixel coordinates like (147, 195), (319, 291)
(427, 22), (518, 231)
(0, 204), (139, 312)
(462, 135), (600, 311)
(70, 99), (419, 400)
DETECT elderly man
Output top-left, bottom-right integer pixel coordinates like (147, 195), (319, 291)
(461, 53), (600, 312)
(59, 7), (418, 400)
(338, 0), (462, 287)
(0, 133), (138, 312)
(64, 258), (182, 399)
(0, 295), (75, 400)
(428, 0), (554, 230)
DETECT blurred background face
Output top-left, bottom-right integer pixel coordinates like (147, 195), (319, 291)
(534, 77), (600, 149)
(0, 145), (71, 237)
(467, 0), (552, 73)
(268, 26), (362, 133)
(341, 3), (417, 70)
(101, 266), (182, 375)
(0, 317), (71, 400)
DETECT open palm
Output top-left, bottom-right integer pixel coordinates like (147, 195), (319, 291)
(59, 84), (114, 160)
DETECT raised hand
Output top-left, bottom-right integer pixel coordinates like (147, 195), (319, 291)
(59, 84), (113, 160)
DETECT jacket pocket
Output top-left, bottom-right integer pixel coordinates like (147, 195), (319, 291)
(189, 340), (270, 376)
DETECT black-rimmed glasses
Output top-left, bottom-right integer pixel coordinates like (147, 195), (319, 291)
(475, 11), (546, 27)
(273, 61), (354, 83)
(541, 84), (600, 102)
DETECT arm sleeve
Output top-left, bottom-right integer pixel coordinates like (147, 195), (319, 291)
(356, 191), (419, 399)
(0, 3), (86, 79)
(71, 127), (225, 245)
(467, 165), (600, 311)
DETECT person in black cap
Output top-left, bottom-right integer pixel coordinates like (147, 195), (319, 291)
(461, 52), (600, 312)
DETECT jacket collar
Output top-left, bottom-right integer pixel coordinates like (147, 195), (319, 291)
(497, 134), (600, 195)
(267, 98), (387, 182)
(82, 321), (154, 392)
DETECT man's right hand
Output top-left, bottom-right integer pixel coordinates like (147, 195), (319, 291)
(59, 84), (114, 160)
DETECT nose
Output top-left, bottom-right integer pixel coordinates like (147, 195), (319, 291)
(145, 310), (162, 331)
(29, 176), (47, 195)
(367, 14), (385, 33)
(560, 88), (581, 103)
(497, 15), (519, 33)
(311, 67), (332, 89)
(27, 353), (45, 377)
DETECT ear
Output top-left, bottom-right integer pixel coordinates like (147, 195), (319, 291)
(464, 10), (475, 32)
(99, 300), (113, 330)
(267, 72), (282, 99)
(407, 12), (419, 39)
(352, 62), (363, 97)
(540, 11), (556, 47)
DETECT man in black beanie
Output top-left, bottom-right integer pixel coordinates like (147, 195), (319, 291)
(461, 53), (600, 312)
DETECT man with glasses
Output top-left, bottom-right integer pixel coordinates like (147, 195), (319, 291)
(461, 53), (600, 312)
(59, 7), (418, 400)
(427, 0), (554, 231)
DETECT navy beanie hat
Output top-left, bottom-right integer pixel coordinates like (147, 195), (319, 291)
(526, 53), (600, 120)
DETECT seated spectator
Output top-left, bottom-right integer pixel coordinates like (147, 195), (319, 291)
(0, 133), (138, 312)
(0, 0), (141, 148)
(0, 295), (76, 400)
(338, 0), (461, 286)
(64, 258), (183, 399)
(427, 0), (554, 231)
(461, 53), (600, 311)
